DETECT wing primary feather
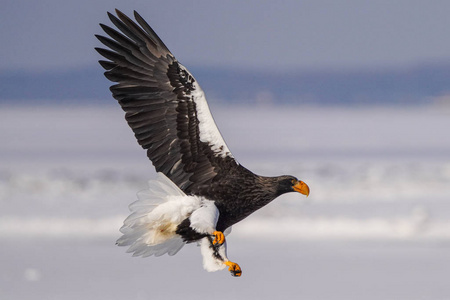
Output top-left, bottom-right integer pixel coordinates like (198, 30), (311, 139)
(95, 47), (123, 63)
(107, 12), (146, 47)
(95, 47), (152, 76)
(97, 28), (157, 66)
(133, 10), (171, 56)
(104, 68), (156, 85)
(115, 9), (164, 59)
(115, 10), (152, 42)
(98, 60), (115, 70)
(99, 24), (139, 51)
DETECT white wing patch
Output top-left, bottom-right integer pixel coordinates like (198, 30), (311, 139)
(179, 63), (234, 159)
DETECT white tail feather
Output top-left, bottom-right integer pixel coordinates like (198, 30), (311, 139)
(117, 173), (202, 257)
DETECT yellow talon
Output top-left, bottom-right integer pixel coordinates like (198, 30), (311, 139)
(224, 261), (242, 277)
(212, 231), (225, 245)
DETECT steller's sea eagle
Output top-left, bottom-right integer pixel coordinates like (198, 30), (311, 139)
(95, 9), (310, 277)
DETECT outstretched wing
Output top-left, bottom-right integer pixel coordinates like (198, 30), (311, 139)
(95, 10), (239, 192)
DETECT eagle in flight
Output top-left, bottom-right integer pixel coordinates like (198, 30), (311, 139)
(96, 9), (310, 277)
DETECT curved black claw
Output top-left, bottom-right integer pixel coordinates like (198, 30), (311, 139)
(230, 269), (242, 277)
(225, 261), (242, 277)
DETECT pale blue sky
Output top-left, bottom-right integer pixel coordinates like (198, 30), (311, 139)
(2, 0), (450, 72)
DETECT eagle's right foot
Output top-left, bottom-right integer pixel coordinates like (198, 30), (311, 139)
(224, 261), (242, 277)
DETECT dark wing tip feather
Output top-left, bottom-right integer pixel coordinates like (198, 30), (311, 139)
(115, 9), (149, 42)
(106, 10), (143, 45)
(94, 47), (120, 62)
(98, 60), (115, 70)
(133, 10), (171, 55)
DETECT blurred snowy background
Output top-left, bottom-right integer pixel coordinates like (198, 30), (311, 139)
(1, 1), (450, 299)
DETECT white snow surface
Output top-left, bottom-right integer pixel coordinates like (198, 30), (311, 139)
(1, 103), (450, 299)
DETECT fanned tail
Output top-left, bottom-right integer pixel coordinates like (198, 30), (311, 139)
(117, 173), (202, 257)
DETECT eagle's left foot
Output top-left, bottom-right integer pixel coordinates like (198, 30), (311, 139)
(225, 261), (242, 277)
(212, 231), (225, 246)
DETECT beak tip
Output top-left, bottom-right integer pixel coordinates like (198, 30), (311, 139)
(294, 181), (310, 197)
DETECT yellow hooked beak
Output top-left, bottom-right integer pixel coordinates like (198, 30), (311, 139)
(293, 181), (310, 197)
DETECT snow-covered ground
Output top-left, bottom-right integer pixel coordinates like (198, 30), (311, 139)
(1, 104), (449, 299)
